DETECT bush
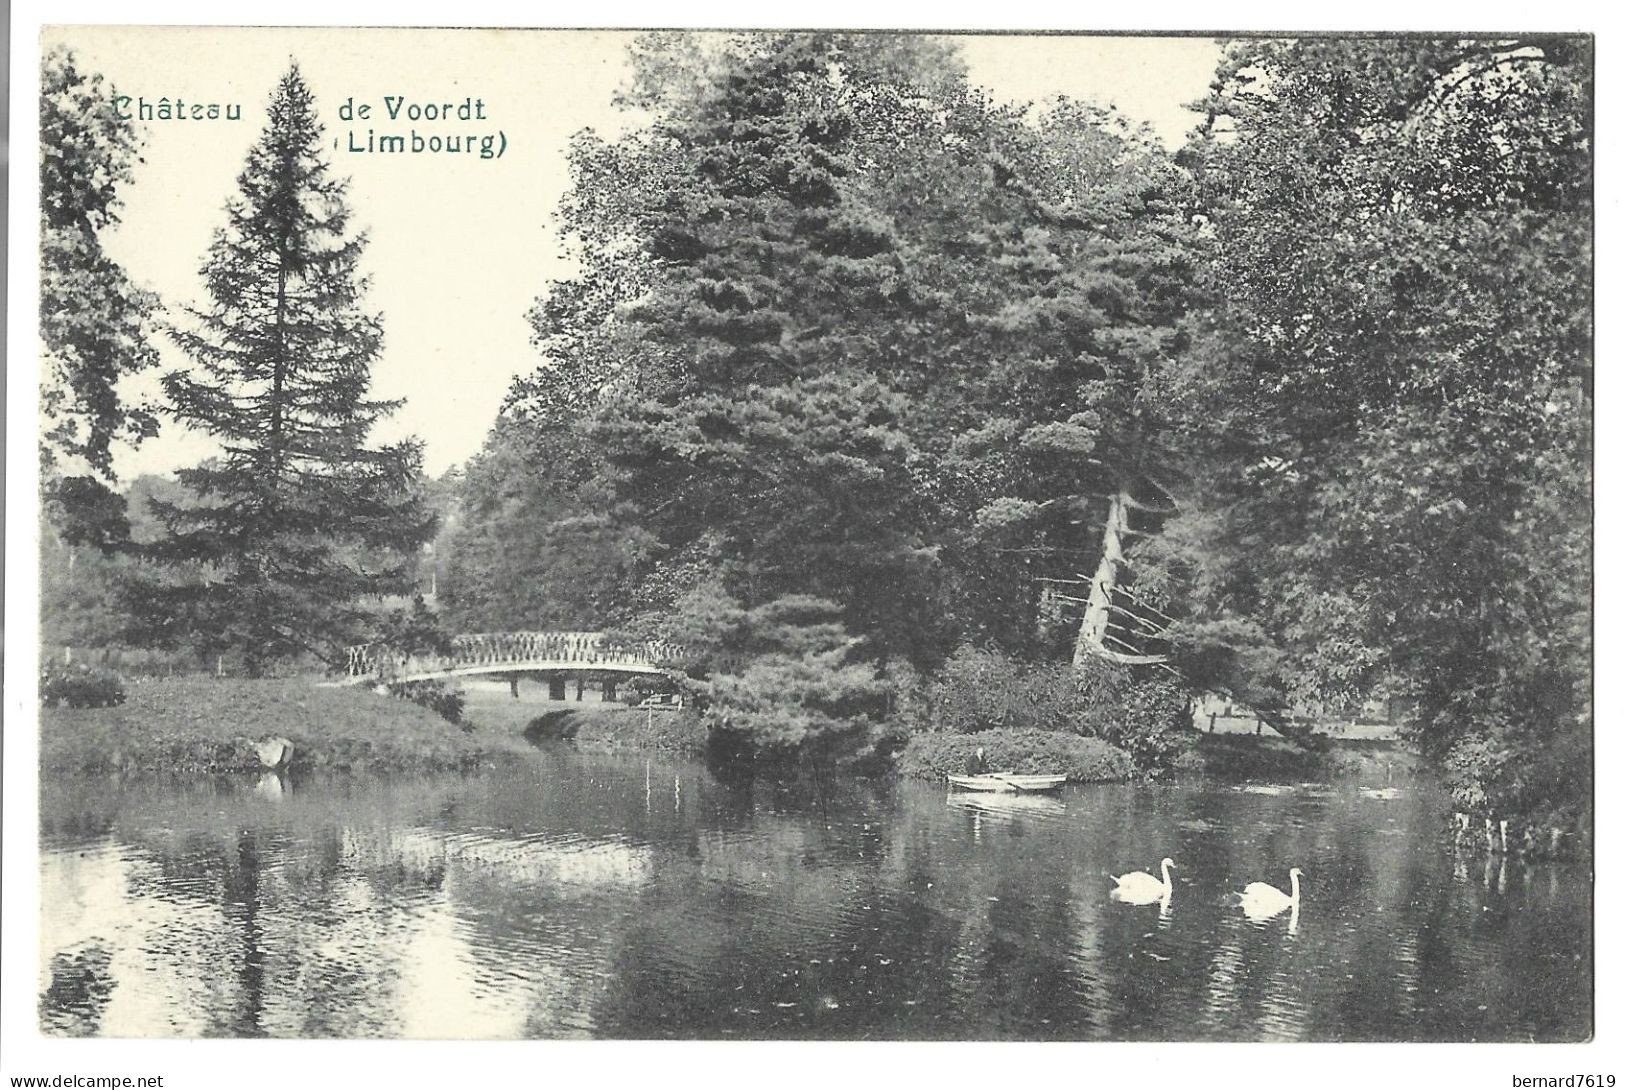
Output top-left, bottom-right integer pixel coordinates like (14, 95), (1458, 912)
(666, 589), (889, 760)
(40, 660), (127, 708)
(1096, 674), (1193, 771)
(370, 595), (455, 658)
(906, 645), (1195, 772)
(1441, 735), (1503, 814)
(386, 679), (467, 726)
(897, 728), (1135, 783)
(913, 644), (1094, 734)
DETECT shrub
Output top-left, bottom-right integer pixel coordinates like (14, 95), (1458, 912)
(668, 589), (889, 760)
(897, 728), (1135, 783)
(1441, 735), (1503, 814)
(908, 645), (1195, 772)
(1096, 674), (1193, 771)
(386, 679), (466, 726)
(40, 660), (127, 708)
(370, 595), (455, 658)
(915, 644), (1093, 735)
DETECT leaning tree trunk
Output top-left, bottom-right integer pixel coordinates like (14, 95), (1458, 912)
(1069, 479), (1321, 746)
(1074, 489), (1129, 667)
(1073, 485), (1170, 668)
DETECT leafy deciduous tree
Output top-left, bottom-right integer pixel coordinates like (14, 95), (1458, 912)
(40, 46), (163, 477)
(1165, 38), (1591, 815)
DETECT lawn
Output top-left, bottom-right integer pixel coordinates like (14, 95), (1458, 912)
(39, 675), (534, 775)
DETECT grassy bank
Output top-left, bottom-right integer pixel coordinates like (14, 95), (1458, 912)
(45, 675), (1413, 785)
(40, 676), (533, 775)
(898, 729), (1136, 783)
(525, 706), (709, 755)
(897, 728), (1419, 786)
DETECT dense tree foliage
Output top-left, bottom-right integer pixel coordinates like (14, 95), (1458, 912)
(39, 47), (164, 551)
(438, 416), (649, 631)
(42, 475), (198, 660)
(127, 66), (434, 672)
(39, 47), (162, 478)
(456, 33), (1213, 756)
(48, 34), (1589, 810)
(439, 33), (1591, 796)
(662, 584), (892, 758)
(1158, 38), (1591, 817)
(549, 35), (947, 664)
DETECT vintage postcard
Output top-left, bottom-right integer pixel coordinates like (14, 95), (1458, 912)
(10, 15), (1597, 1085)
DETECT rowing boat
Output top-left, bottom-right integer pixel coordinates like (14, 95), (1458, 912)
(946, 773), (1067, 793)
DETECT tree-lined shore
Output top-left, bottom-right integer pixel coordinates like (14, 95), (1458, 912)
(40, 35), (1591, 844)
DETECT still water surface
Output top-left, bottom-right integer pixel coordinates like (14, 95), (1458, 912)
(40, 748), (1590, 1040)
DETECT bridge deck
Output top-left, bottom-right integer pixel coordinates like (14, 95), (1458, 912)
(382, 659), (675, 685)
(343, 631), (685, 685)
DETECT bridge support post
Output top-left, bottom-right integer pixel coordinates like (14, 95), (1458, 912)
(549, 678), (566, 701)
(603, 680), (618, 703)
(574, 677), (584, 702)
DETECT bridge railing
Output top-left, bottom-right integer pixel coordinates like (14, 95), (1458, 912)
(344, 631), (687, 681)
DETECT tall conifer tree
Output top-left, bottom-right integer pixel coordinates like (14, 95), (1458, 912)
(548, 36), (945, 658)
(133, 64), (433, 671)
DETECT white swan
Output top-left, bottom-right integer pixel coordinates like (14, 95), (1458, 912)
(1111, 857), (1175, 905)
(1239, 867), (1302, 921)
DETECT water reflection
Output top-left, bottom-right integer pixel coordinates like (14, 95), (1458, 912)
(254, 772), (287, 801)
(39, 753), (1591, 1040)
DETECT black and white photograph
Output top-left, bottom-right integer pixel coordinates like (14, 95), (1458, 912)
(4, 7), (1602, 1082)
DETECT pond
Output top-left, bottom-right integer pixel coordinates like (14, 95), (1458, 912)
(39, 747), (1591, 1040)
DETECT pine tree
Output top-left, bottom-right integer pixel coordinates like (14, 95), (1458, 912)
(530, 34), (947, 659)
(131, 64), (433, 672)
(494, 35), (1205, 674)
(906, 100), (1203, 665)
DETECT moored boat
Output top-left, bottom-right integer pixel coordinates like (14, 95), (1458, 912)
(946, 773), (1067, 793)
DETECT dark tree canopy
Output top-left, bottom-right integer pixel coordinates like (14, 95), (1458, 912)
(445, 33), (1591, 801)
(453, 33), (1210, 755)
(65, 33), (1572, 807)
(1157, 37), (1591, 815)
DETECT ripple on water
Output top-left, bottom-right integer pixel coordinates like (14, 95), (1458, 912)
(35, 763), (1594, 1042)
(944, 795), (1069, 835)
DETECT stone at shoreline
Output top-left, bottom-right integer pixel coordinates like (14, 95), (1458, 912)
(255, 737), (294, 770)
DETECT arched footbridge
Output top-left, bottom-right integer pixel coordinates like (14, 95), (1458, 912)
(343, 631), (686, 686)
